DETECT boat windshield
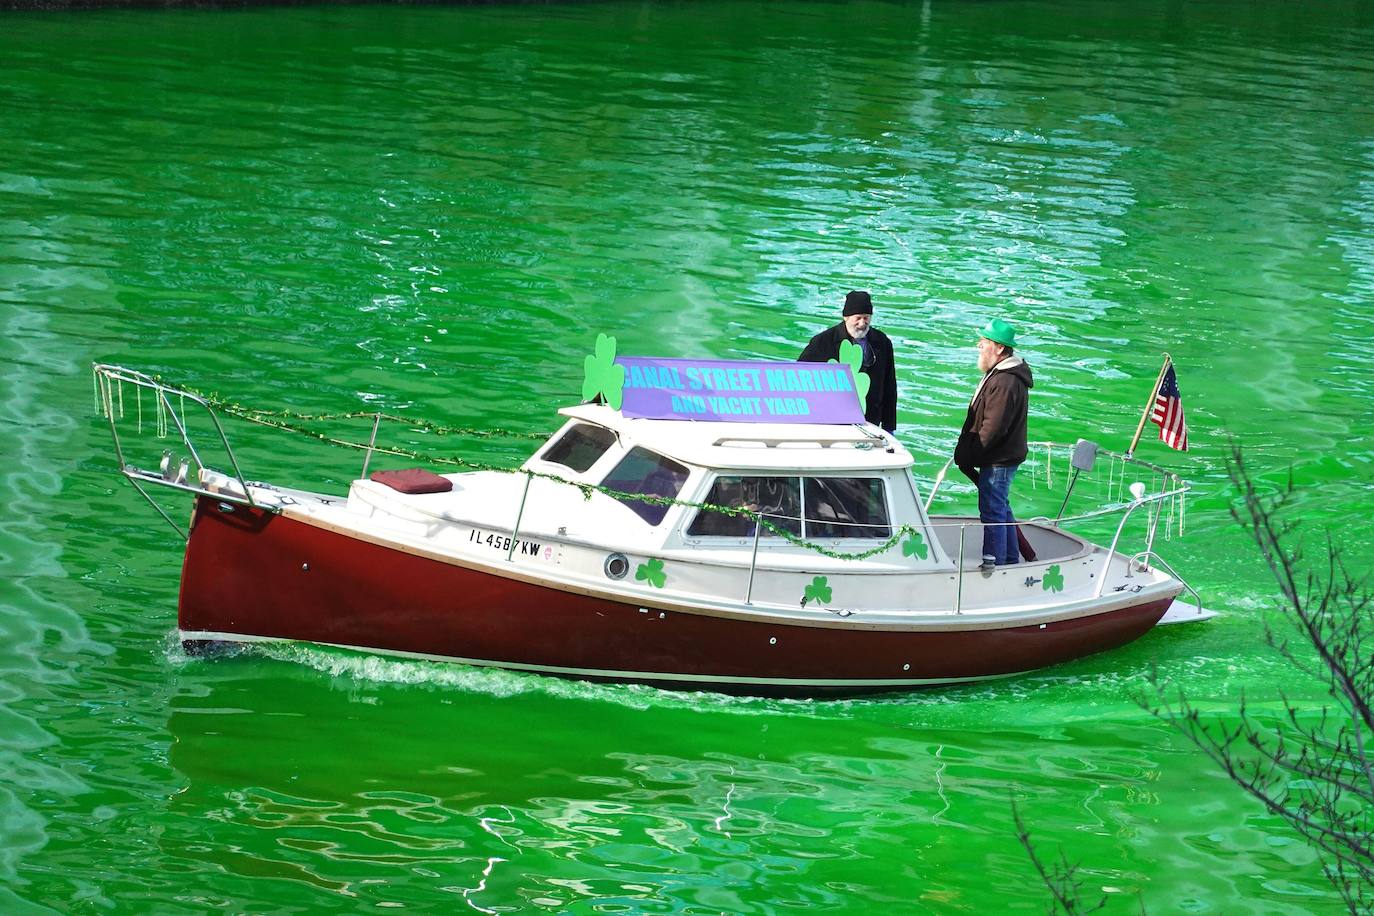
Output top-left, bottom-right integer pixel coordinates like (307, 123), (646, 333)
(805, 477), (890, 539)
(541, 423), (616, 473)
(600, 447), (690, 525)
(688, 476), (802, 537)
(686, 476), (890, 540)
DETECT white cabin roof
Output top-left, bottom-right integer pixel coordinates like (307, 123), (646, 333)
(553, 404), (915, 472)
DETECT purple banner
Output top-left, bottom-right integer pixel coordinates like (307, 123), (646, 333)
(615, 357), (864, 424)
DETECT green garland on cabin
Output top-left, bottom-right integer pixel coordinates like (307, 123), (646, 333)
(102, 370), (1189, 563)
(247, 404), (926, 561)
(134, 377), (928, 562)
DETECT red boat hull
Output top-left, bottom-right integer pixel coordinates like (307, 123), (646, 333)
(179, 497), (1172, 696)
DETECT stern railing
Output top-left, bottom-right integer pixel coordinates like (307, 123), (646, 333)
(920, 440), (1192, 611)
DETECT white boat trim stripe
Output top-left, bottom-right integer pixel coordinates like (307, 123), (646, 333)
(179, 631), (1023, 687)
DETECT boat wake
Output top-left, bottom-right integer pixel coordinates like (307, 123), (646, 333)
(165, 635), (830, 714)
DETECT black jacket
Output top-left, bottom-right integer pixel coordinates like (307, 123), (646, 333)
(798, 323), (897, 432)
(954, 357), (1033, 469)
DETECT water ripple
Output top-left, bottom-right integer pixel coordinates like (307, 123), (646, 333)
(2, 2), (1370, 911)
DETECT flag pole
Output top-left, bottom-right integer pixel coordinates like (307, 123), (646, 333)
(1126, 353), (1171, 459)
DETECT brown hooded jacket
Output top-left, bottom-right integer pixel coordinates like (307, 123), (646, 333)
(954, 356), (1034, 470)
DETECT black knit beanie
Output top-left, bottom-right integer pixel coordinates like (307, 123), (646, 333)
(842, 290), (873, 316)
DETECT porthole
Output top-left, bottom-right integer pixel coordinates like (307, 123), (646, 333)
(604, 553), (630, 580)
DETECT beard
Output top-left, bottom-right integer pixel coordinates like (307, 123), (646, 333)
(978, 349), (998, 373)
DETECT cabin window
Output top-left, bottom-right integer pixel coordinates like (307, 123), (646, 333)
(541, 423), (616, 473)
(687, 476), (802, 538)
(601, 447), (690, 525)
(803, 477), (890, 539)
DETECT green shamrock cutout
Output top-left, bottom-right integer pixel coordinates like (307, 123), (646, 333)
(801, 575), (832, 607)
(830, 340), (871, 406)
(636, 558), (666, 588)
(1043, 564), (1065, 593)
(582, 333), (626, 410)
(902, 531), (929, 560)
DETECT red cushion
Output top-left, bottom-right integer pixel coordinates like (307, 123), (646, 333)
(369, 468), (453, 494)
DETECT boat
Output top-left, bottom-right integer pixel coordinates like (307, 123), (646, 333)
(92, 350), (1212, 697)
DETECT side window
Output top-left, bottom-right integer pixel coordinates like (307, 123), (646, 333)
(601, 447), (690, 526)
(804, 478), (890, 539)
(541, 423), (616, 473)
(688, 476), (802, 538)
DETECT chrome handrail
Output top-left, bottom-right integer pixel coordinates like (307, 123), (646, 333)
(920, 436), (1191, 607)
(925, 486), (1188, 611)
(924, 456), (957, 512)
(506, 471), (532, 562)
(954, 525), (965, 614)
(924, 485), (1189, 529)
(1126, 551), (1203, 614)
(923, 441), (1186, 513)
(1095, 497), (1149, 598)
(731, 481), (1188, 610)
(359, 412), (382, 479)
(744, 519), (763, 605)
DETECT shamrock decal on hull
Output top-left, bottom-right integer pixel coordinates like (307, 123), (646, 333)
(636, 558), (666, 588)
(582, 333), (626, 410)
(830, 340), (871, 408)
(801, 575), (832, 607)
(1043, 564), (1064, 593)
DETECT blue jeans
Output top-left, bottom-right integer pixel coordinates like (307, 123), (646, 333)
(978, 464), (1019, 565)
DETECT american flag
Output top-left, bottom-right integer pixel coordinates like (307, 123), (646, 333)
(1151, 363), (1189, 451)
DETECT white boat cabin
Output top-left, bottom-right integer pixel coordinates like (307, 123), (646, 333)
(522, 405), (950, 569)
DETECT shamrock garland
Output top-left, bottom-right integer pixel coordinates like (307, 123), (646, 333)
(582, 333), (626, 410)
(143, 392), (930, 563)
(801, 575), (832, 607)
(111, 364), (1033, 567)
(636, 558), (667, 588)
(1042, 564), (1065, 593)
(831, 340), (871, 407)
(145, 382), (932, 562)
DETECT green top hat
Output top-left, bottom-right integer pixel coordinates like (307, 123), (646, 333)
(977, 318), (1017, 348)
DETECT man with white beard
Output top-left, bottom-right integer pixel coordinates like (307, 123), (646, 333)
(954, 318), (1034, 571)
(798, 290), (898, 432)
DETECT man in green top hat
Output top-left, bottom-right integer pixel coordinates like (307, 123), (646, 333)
(954, 317), (1034, 571)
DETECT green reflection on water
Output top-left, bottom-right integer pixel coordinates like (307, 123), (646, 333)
(2, 1), (1371, 911)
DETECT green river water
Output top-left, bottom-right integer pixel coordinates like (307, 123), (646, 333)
(3, 1), (1374, 911)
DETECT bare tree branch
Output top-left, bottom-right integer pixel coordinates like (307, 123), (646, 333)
(1017, 445), (1371, 913)
(1012, 798), (1108, 915)
(1144, 444), (1374, 913)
